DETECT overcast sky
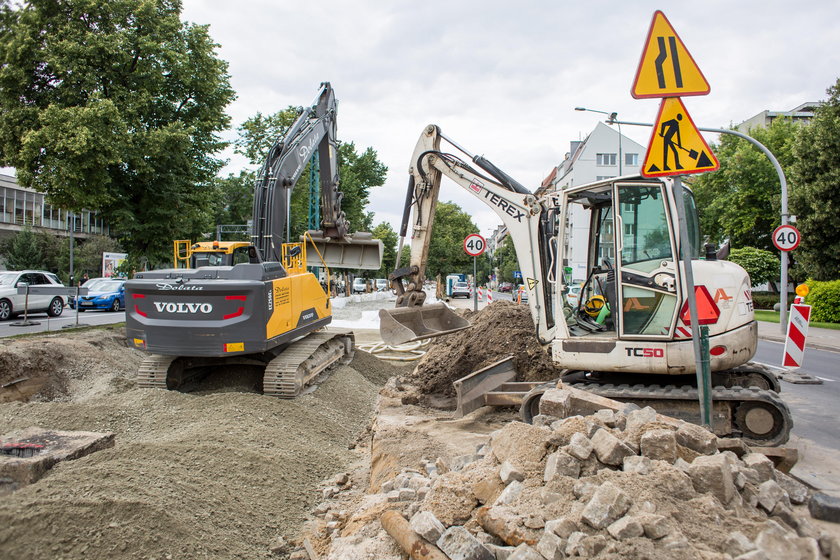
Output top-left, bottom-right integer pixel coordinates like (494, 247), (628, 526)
(179, 0), (839, 239)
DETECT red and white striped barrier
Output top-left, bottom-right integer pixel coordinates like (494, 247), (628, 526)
(477, 287), (484, 301)
(487, 288), (493, 304)
(783, 303), (811, 368)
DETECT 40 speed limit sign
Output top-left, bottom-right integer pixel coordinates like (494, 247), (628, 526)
(772, 224), (801, 252)
(463, 233), (487, 257)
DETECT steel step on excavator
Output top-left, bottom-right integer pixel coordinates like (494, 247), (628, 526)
(380, 124), (791, 446)
(125, 83), (382, 397)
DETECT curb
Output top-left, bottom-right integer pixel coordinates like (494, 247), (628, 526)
(757, 333), (840, 354)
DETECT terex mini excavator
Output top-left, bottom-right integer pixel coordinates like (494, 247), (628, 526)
(125, 83), (382, 397)
(380, 125), (792, 446)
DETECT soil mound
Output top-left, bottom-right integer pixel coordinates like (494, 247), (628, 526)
(405, 301), (563, 396)
(0, 327), (401, 560)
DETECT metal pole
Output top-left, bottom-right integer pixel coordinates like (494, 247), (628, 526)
(610, 118), (790, 333)
(69, 212), (74, 284)
(473, 256), (478, 311)
(672, 176), (713, 427)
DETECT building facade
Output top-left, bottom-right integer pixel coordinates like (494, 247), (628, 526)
(0, 173), (110, 243)
(736, 102), (823, 133)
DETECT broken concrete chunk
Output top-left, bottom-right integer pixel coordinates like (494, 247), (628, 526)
(792, 537), (821, 560)
(717, 437), (750, 457)
(742, 453), (775, 483)
(754, 520), (801, 560)
(625, 406), (658, 432)
(775, 471), (809, 505)
(491, 422), (551, 467)
(637, 513), (670, 540)
(673, 457), (691, 473)
(572, 480), (597, 501)
(757, 479), (790, 513)
(507, 543), (544, 560)
(499, 461), (525, 485)
(565, 432), (593, 461)
(535, 531), (565, 560)
(398, 488), (417, 501)
(473, 477), (504, 505)
(733, 551), (770, 560)
(538, 389), (572, 419)
(495, 480), (524, 506)
(591, 428), (635, 466)
(437, 526), (495, 560)
(544, 451), (580, 481)
(531, 414), (555, 428)
(623, 455), (651, 475)
(607, 515), (644, 540)
(581, 481), (633, 529)
(675, 422), (718, 455)
(565, 532), (607, 557)
(639, 428), (678, 463)
(687, 453), (736, 505)
(809, 492), (840, 524)
(545, 517), (578, 539)
(409, 511), (446, 543)
(485, 543), (516, 560)
(594, 408), (617, 427)
(523, 514), (544, 530)
(725, 531), (757, 556)
(451, 454), (482, 472)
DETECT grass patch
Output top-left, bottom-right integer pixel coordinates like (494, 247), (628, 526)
(754, 309), (840, 330)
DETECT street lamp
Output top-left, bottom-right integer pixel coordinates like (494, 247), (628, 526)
(575, 106), (623, 175)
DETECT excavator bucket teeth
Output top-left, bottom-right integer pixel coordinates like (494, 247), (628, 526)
(304, 231), (383, 270)
(378, 303), (470, 346)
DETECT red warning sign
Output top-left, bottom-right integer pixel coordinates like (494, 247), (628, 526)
(679, 285), (721, 326)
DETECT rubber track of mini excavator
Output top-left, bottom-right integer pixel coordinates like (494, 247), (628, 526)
(569, 382), (793, 447)
(262, 329), (355, 399)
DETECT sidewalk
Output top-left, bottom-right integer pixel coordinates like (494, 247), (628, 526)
(757, 320), (840, 353)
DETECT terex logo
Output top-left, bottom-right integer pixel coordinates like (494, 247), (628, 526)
(625, 347), (664, 358)
(153, 302), (213, 314)
(481, 191), (526, 222)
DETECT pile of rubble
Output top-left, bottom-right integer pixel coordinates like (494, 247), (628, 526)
(296, 387), (839, 560)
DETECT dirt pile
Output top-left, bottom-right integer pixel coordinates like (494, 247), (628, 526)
(0, 328), (404, 560)
(303, 399), (837, 560)
(405, 301), (563, 397)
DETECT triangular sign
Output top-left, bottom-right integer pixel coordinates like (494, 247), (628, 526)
(631, 11), (710, 99)
(679, 285), (721, 326)
(526, 278), (538, 290)
(642, 97), (719, 178)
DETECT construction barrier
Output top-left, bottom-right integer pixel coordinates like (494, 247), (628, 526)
(783, 303), (811, 368)
(477, 287), (484, 301)
(487, 289), (493, 304)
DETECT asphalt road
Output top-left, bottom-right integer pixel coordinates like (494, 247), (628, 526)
(0, 308), (125, 337)
(754, 340), (840, 492)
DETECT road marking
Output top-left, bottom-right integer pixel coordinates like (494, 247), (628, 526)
(817, 377), (836, 383)
(752, 361), (786, 373)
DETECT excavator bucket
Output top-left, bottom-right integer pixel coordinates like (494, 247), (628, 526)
(378, 303), (470, 346)
(304, 230), (383, 270)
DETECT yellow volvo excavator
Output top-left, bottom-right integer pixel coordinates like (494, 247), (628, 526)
(380, 125), (792, 446)
(125, 83), (382, 397)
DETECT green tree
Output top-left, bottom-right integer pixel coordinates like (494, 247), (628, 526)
(0, 227), (43, 270)
(211, 170), (255, 235)
(371, 221), (398, 279)
(689, 118), (798, 251)
(494, 236), (520, 283)
(0, 0), (235, 263)
(424, 201), (480, 279)
(791, 78), (840, 280)
(66, 235), (125, 280)
(235, 110), (387, 240)
(728, 247), (780, 287)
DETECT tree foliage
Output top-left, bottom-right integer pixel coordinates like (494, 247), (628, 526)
(371, 221), (398, 279)
(494, 236), (521, 284)
(689, 118), (797, 251)
(0, 0), (235, 263)
(728, 246), (780, 286)
(0, 227), (43, 270)
(791, 78), (840, 280)
(424, 201), (480, 279)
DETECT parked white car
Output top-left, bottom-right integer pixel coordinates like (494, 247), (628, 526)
(352, 277), (367, 294)
(0, 270), (66, 320)
(375, 278), (389, 292)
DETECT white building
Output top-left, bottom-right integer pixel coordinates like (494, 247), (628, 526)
(544, 122), (646, 281)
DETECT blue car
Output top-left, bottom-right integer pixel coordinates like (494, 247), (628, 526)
(70, 278), (126, 312)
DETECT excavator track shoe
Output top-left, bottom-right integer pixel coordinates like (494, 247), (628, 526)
(137, 355), (179, 390)
(263, 329), (354, 398)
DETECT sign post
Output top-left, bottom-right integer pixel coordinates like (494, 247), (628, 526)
(634, 10), (715, 428)
(463, 234), (486, 312)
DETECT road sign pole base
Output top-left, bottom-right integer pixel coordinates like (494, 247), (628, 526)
(10, 320), (41, 327)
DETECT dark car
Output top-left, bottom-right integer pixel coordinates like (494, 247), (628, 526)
(499, 282), (513, 293)
(70, 278), (126, 312)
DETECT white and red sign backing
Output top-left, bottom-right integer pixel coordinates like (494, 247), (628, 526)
(783, 303), (811, 368)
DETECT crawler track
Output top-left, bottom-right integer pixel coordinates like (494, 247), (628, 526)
(263, 330), (355, 398)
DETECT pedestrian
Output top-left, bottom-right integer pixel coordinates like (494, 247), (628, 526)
(81, 273), (89, 285)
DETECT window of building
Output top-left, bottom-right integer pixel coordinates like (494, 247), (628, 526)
(596, 176), (615, 181)
(596, 153), (616, 166)
(625, 153), (639, 167)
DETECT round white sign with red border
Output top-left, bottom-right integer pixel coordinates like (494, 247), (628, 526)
(772, 225), (801, 252)
(463, 233), (487, 257)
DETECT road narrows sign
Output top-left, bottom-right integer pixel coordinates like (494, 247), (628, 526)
(772, 225), (801, 252)
(642, 97), (719, 178)
(632, 11), (710, 99)
(463, 233), (486, 257)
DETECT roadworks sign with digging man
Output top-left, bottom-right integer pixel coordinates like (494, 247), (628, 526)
(642, 96), (719, 177)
